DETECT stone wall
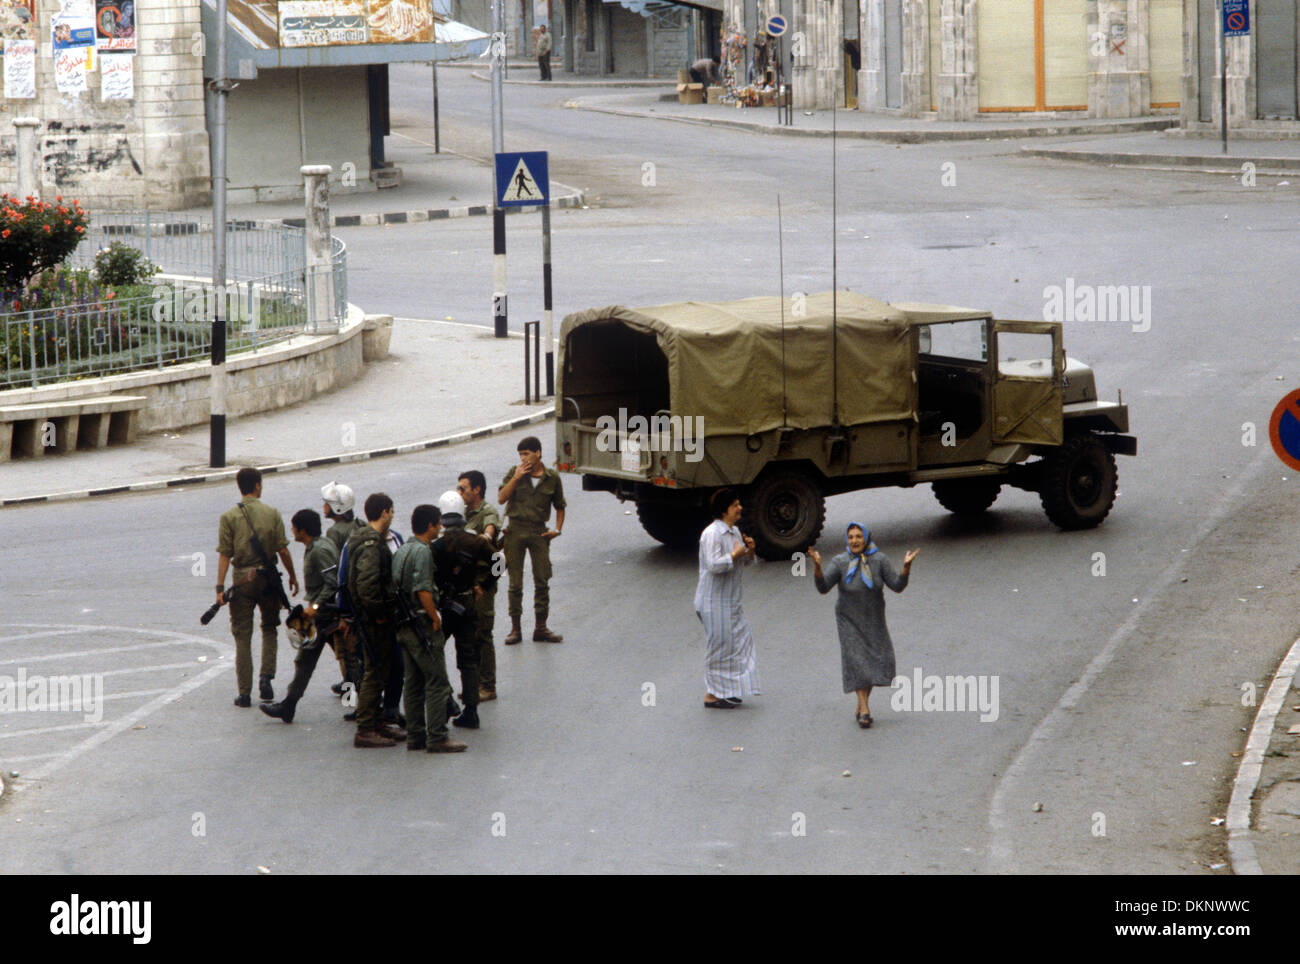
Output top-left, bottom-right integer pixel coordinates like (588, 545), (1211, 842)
(0, 305), (368, 433)
(0, 0), (210, 210)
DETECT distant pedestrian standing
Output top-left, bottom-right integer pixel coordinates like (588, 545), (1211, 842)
(498, 436), (566, 644)
(809, 523), (918, 729)
(536, 24), (552, 81)
(216, 467), (298, 707)
(695, 488), (759, 708)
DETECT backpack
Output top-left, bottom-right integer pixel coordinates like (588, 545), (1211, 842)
(336, 540), (354, 618)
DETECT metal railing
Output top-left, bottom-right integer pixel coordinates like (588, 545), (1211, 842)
(1, 212), (348, 390)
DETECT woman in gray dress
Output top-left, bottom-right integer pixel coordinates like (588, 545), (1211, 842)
(809, 523), (918, 728)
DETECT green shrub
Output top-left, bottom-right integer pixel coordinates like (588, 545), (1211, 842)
(93, 241), (158, 286)
(0, 194), (89, 288)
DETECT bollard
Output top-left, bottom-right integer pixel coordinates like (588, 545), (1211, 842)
(524, 320), (540, 405)
(13, 117), (39, 200)
(301, 164), (335, 334)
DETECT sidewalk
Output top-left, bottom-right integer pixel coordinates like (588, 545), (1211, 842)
(176, 141), (585, 229)
(0, 319), (553, 506)
(1021, 131), (1300, 174)
(566, 88), (1178, 142)
(1232, 639), (1300, 874)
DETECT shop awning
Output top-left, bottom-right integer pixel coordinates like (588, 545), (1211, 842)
(602, 0), (724, 15)
(201, 0), (490, 78)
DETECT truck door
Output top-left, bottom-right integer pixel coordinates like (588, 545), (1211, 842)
(991, 320), (1063, 446)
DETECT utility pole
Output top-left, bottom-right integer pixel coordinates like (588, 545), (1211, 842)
(209, 0), (232, 467)
(491, 0), (507, 336)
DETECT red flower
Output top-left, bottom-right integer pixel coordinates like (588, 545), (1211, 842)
(56, 195), (63, 202)
(1, 229), (9, 239)
(75, 226), (84, 233)
(42, 224), (50, 232)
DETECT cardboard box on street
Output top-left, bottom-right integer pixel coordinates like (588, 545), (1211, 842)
(677, 83), (704, 105)
(706, 85), (725, 103)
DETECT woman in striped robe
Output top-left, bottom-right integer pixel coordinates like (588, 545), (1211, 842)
(694, 488), (760, 708)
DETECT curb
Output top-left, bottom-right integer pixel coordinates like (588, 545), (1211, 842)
(1226, 634), (1300, 875)
(567, 99), (1178, 142)
(0, 408), (555, 508)
(1020, 145), (1300, 174)
(277, 187), (586, 230)
(467, 68), (673, 88)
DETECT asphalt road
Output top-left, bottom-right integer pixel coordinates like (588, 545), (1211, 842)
(1, 68), (1298, 873)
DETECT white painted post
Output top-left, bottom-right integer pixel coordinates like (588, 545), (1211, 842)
(301, 164), (336, 334)
(13, 117), (40, 200)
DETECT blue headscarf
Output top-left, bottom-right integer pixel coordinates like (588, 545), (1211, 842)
(844, 521), (878, 588)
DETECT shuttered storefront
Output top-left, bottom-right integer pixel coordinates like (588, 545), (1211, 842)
(1149, 0), (1182, 107)
(978, 0), (1086, 112)
(930, 0), (941, 110)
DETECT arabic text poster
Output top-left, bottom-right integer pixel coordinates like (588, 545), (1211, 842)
(100, 51), (132, 99)
(4, 37), (36, 97)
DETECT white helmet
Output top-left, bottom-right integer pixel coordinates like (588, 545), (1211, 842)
(321, 481), (355, 515)
(437, 490), (466, 519)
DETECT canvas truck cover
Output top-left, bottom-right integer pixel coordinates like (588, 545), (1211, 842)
(559, 292), (989, 438)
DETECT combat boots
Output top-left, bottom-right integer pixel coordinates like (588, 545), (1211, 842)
(259, 700), (296, 723)
(503, 617), (522, 645)
(354, 729), (397, 748)
(533, 619), (563, 643)
(259, 675), (274, 701)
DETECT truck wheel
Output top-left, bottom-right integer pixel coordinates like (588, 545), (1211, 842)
(748, 470), (825, 561)
(932, 479), (1001, 516)
(1039, 433), (1117, 530)
(636, 501), (710, 550)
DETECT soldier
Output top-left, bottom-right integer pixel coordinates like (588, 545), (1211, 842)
(345, 493), (407, 748)
(322, 480), (364, 697)
(216, 467), (299, 708)
(497, 436), (565, 644)
(431, 491), (496, 730)
(259, 509), (342, 724)
(459, 469), (502, 702)
(392, 504), (467, 754)
(322, 481), (362, 552)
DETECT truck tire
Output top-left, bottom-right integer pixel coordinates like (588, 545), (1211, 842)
(748, 470), (825, 561)
(636, 501), (711, 550)
(1039, 433), (1117, 530)
(932, 479), (1001, 516)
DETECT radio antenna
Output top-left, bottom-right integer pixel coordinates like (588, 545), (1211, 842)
(778, 193), (787, 427)
(831, 72), (839, 427)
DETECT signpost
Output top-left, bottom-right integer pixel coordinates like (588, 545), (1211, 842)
(1221, 0), (1250, 154)
(1268, 389), (1300, 471)
(495, 151), (555, 395)
(766, 14), (788, 126)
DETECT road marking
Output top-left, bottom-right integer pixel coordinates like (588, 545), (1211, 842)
(1226, 635), (1300, 874)
(986, 446), (1271, 872)
(0, 640), (193, 665)
(0, 721), (106, 740)
(0, 629), (90, 646)
(0, 624), (232, 786)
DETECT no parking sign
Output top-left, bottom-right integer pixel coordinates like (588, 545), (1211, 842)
(1268, 389), (1300, 471)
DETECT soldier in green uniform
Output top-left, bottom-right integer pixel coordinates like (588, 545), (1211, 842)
(391, 504), (467, 753)
(321, 481), (363, 695)
(215, 467), (299, 707)
(459, 469), (502, 701)
(322, 481), (362, 552)
(497, 436), (565, 644)
(345, 492), (406, 748)
(260, 509), (342, 723)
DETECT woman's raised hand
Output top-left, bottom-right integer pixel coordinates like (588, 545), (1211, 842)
(903, 548), (920, 568)
(807, 547), (822, 567)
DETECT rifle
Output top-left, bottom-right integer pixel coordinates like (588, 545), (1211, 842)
(238, 503), (292, 611)
(200, 587), (234, 625)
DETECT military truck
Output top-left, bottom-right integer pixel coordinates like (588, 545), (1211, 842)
(554, 292), (1135, 560)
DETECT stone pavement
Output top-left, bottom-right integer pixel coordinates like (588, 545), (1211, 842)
(1236, 640), (1300, 875)
(0, 319), (553, 505)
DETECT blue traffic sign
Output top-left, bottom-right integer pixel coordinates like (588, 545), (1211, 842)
(495, 151), (549, 207)
(766, 14), (787, 37)
(1224, 0), (1249, 37)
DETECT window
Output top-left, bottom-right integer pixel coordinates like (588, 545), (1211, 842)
(918, 319), (987, 362)
(997, 331), (1054, 376)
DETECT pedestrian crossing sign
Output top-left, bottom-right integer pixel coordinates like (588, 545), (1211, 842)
(495, 151), (550, 207)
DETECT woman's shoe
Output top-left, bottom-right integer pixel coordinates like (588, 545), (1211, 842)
(856, 712), (873, 728)
(704, 698), (738, 708)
